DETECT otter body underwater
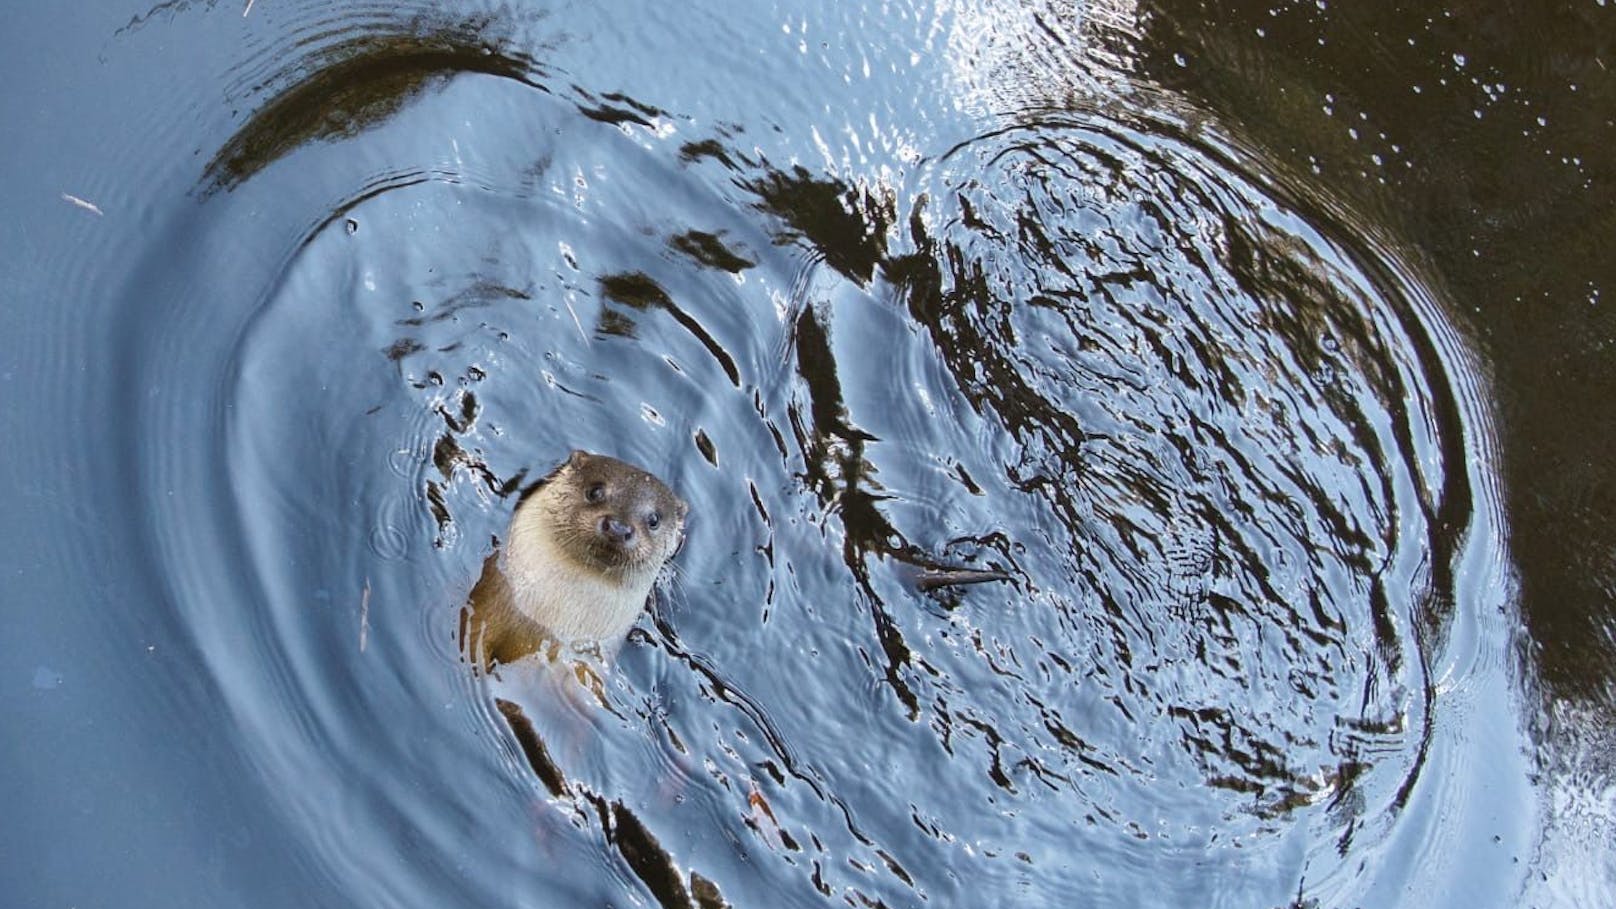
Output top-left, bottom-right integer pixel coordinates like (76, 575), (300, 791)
(461, 450), (688, 670)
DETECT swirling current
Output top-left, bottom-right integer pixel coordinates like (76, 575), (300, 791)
(23, 2), (1534, 907)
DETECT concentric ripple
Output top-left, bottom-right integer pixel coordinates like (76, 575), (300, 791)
(844, 110), (1475, 901)
(112, 9), (1518, 909)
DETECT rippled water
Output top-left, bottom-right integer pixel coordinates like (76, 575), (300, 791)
(2, 0), (1573, 906)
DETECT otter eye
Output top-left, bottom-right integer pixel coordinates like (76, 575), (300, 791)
(586, 483), (606, 503)
(646, 512), (662, 530)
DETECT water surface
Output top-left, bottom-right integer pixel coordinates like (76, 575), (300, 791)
(2, 0), (1609, 906)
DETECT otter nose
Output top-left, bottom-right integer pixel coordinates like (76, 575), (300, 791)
(599, 516), (635, 544)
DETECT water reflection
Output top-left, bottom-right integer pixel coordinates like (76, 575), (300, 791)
(867, 108), (1448, 858)
(201, 19), (550, 195)
(61, 1), (1537, 907)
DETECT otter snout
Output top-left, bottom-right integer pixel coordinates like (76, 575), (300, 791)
(599, 515), (635, 544)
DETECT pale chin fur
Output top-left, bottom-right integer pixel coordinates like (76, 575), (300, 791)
(502, 496), (660, 648)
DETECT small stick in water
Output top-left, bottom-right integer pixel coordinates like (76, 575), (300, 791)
(911, 566), (1013, 592)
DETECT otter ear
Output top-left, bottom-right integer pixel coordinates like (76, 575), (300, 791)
(567, 449), (593, 467)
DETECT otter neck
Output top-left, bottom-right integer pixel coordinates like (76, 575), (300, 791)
(503, 496), (659, 647)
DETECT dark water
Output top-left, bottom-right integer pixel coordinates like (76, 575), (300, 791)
(1, 1), (1609, 906)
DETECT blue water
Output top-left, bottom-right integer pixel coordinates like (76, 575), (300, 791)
(2, 1), (1607, 906)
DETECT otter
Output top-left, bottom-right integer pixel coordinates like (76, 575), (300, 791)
(462, 450), (687, 670)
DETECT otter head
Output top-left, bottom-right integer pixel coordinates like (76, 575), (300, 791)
(546, 450), (688, 576)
